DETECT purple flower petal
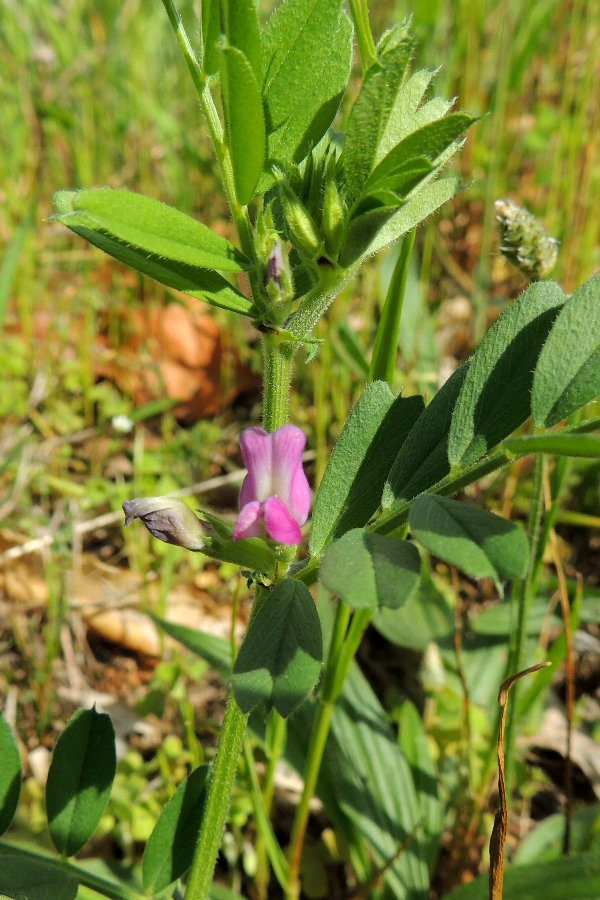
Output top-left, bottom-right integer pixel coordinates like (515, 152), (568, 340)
(233, 500), (264, 540)
(239, 427), (272, 507)
(270, 425), (311, 524)
(264, 496), (302, 544)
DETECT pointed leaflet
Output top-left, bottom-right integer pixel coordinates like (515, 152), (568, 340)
(377, 68), (451, 160)
(320, 530), (421, 609)
(448, 280), (565, 467)
(143, 765), (209, 892)
(309, 383), (424, 555)
(343, 31), (415, 199)
(532, 272), (600, 426)
(232, 579), (322, 717)
(261, 0), (352, 175)
(0, 712), (21, 835)
(220, 46), (266, 204)
(409, 494), (529, 590)
(365, 113), (476, 193)
(342, 174), (461, 264)
(46, 706), (116, 856)
(54, 189), (248, 272)
(54, 191), (253, 315)
(383, 362), (469, 510)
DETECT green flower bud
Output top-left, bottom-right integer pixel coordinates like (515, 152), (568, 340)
(495, 198), (559, 279)
(278, 178), (321, 259)
(322, 177), (345, 257)
(123, 497), (204, 551)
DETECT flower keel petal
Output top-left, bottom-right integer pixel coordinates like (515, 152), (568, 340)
(264, 496), (302, 545)
(233, 500), (264, 540)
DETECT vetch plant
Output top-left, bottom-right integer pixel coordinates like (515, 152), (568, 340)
(3, 1), (600, 899)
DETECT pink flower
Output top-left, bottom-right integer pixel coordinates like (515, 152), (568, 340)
(233, 425), (311, 545)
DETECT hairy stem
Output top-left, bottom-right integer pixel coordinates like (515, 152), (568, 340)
(185, 333), (294, 898)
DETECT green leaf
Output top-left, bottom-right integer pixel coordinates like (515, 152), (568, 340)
(143, 765), (209, 892)
(223, 0), (261, 81)
(0, 712), (21, 836)
(309, 383), (424, 556)
(54, 189), (248, 272)
(532, 271), (600, 426)
(232, 579), (323, 717)
(366, 113), (477, 194)
(220, 46), (266, 204)
(448, 280), (565, 467)
(0, 855), (77, 900)
(326, 665), (430, 895)
(342, 174), (461, 264)
(343, 32), (415, 198)
(377, 68), (452, 160)
(446, 855), (600, 900)
(471, 597), (560, 636)
(150, 615), (232, 677)
(321, 530), (420, 609)
(64, 223), (251, 315)
(514, 807), (600, 864)
(261, 0), (352, 175)
(201, 0), (221, 76)
(373, 566), (453, 650)
(504, 432), (600, 457)
(53, 191), (253, 316)
(398, 701), (442, 873)
(383, 362), (469, 510)
(409, 494), (529, 590)
(46, 706), (116, 856)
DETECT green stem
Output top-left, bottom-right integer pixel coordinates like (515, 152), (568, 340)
(243, 740), (291, 891)
(161, 0), (258, 297)
(286, 698), (335, 899)
(184, 695), (249, 899)
(185, 335), (294, 898)
(329, 608), (372, 698)
(287, 267), (357, 340)
(0, 840), (142, 900)
(347, 0), (378, 73)
(262, 334), (295, 432)
(254, 712), (288, 896)
(286, 600), (368, 898)
(263, 712), (288, 815)
(369, 229), (415, 385)
(502, 453), (546, 794)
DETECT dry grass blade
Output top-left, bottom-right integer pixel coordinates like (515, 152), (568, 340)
(489, 660), (551, 900)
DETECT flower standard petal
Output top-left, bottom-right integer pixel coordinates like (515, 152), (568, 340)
(233, 500), (264, 540)
(239, 427), (273, 506)
(270, 425), (309, 517)
(263, 496), (303, 545)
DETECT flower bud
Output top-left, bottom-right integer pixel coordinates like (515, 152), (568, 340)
(322, 177), (345, 257)
(123, 497), (204, 551)
(495, 198), (559, 279)
(278, 180), (321, 259)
